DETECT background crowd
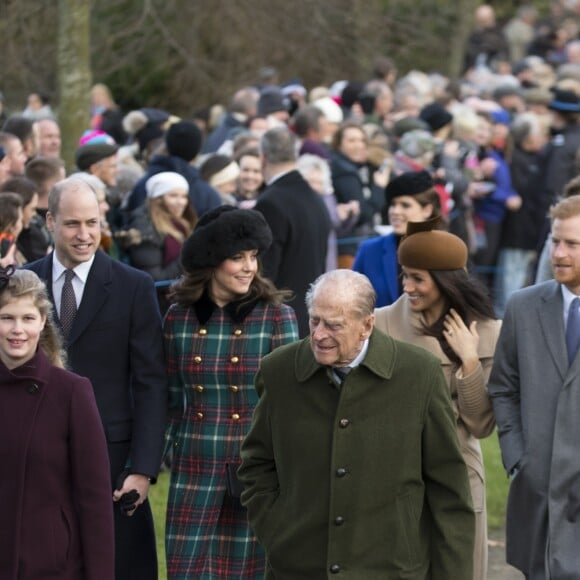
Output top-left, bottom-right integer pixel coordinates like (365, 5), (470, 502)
(1, 2), (580, 579)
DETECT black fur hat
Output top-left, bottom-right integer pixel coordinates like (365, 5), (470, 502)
(385, 170), (434, 205)
(181, 206), (273, 272)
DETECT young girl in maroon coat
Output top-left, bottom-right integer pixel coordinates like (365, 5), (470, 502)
(0, 269), (114, 580)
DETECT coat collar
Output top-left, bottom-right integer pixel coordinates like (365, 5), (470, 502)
(194, 289), (260, 324)
(40, 251), (112, 345)
(294, 328), (397, 383)
(0, 348), (52, 386)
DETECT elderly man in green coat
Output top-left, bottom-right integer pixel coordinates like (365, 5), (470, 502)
(239, 269), (474, 579)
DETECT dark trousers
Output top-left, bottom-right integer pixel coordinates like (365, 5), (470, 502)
(109, 441), (158, 580)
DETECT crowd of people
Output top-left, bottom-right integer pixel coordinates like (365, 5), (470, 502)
(1, 1), (580, 579)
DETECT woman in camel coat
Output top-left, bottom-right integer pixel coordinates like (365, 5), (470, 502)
(374, 218), (501, 580)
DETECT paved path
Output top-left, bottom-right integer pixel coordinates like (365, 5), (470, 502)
(488, 528), (523, 579)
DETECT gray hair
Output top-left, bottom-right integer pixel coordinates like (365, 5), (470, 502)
(296, 154), (332, 194)
(47, 176), (98, 217)
(260, 127), (297, 165)
(305, 270), (376, 318)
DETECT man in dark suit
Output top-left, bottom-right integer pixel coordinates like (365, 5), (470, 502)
(27, 176), (167, 580)
(489, 195), (580, 579)
(255, 126), (330, 336)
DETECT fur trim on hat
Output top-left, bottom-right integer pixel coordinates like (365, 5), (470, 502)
(181, 206), (272, 271)
(123, 110), (149, 136)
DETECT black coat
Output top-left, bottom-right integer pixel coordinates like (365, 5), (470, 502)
(254, 170), (330, 337)
(27, 250), (168, 580)
(501, 146), (544, 251)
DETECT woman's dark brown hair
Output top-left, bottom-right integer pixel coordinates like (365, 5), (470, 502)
(421, 268), (496, 365)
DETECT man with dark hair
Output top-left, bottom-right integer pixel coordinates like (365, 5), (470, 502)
(25, 156), (66, 220)
(254, 126), (330, 336)
(0, 131), (27, 177)
(27, 176), (167, 580)
(125, 120), (221, 217)
(293, 105), (330, 160)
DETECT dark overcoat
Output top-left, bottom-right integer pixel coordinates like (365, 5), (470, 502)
(0, 349), (114, 580)
(254, 170), (330, 337)
(27, 250), (167, 580)
(239, 328), (474, 579)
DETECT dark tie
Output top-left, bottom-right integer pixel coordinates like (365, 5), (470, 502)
(60, 269), (77, 339)
(566, 297), (580, 366)
(334, 366), (351, 384)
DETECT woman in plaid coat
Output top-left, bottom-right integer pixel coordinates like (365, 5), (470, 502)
(163, 206), (299, 579)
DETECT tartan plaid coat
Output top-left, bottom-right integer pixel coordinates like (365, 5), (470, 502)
(163, 293), (298, 579)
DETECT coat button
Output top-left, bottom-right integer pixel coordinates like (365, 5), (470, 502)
(234, 329), (242, 336)
(334, 516), (345, 525)
(231, 356), (239, 363)
(230, 385), (239, 392)
(336, 467), (347, 477)
(195, 385), (204, 392)
(329, 564), (341, 574)
(194, 356), (202, 364)
(27, 383), (39, 394)
(232, 413), (240, 421)
(196, 412), (204, 420)
(339, 418), (350, 428)
(199, 328), (207, 335)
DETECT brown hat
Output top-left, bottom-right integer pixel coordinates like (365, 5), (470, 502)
(398, 217), (467, 270)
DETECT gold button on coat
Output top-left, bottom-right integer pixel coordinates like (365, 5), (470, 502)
(231, 356), (239, 363)
(196, 412), (204, 420)
(230, 385), (239, 393)
(194, 356), (202, 364)
(195, 385), (204, 392)
(232, 413), (240, 421)
(199, 328), (207, 335)
(234, 329), (242, 336)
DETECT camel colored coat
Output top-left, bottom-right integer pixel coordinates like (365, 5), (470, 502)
(375, 295), (501, 580)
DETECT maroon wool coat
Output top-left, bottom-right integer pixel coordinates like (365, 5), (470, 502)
(0, 349), (114, 580)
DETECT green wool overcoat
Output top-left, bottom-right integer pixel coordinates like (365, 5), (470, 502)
(239, 328), (474, 579)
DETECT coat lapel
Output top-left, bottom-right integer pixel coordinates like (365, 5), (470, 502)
(67, 251), (112, 344)
(538, 283), (568, 380)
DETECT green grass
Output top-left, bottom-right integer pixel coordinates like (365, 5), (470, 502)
(481, 430), (510, 529)
(149, 433), (509, 579)
(150, 470), (169, 580)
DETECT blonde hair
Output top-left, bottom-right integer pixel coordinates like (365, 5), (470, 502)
(0, 269), (66, 368)
(148, 196), (196, 241)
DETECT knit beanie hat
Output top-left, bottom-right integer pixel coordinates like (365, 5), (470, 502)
(166, 121), (203, 161)
(146, 172), (189, 199)
(419, 102), (453, 132)
(180, 206), (272, 271)
(398, 217), (467, 270)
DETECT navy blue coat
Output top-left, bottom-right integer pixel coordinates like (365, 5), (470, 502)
(352, 233), (400, 307)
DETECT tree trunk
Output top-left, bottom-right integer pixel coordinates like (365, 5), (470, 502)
(58, 0), (91, 172)
(448, 0), (480, 79)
